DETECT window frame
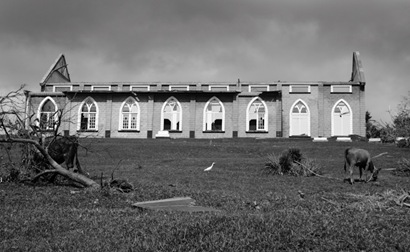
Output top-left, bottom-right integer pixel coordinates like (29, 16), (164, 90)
(331, 85), (352, 93)
(169, 85), (189, 91)
(248, 85), (269, 92)
(161, 97), (182, 132)
(37, 97), (58, 131)
(209, 85), (229, 91)
(203, 96), (225, 132)
(246, 97), (268, 132)
(77, 97), (98, 131)
(91, 86), (111, 91)
(289, 85), (311, 94)
(130, 85), (150, 92)
(53, 85), (73, 92)
(119, 97), (140, 131)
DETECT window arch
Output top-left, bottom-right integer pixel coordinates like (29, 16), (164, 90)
(78, 97), (98, 131)
(289, 99), (310, 136)
(119, 97), (140, 130)
(38, 97), (58, 130)
(331, 99), (352, 136)
(203, 97), (225, 131)
(161, 97), (182, 131)
(246, 97), (268, 131)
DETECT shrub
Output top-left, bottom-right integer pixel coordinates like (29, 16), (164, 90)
(396, 138), (410, 148)
(264, 153), (282, 175)
(393, 158), (410, 177)
(279, 148), (302, 174)
(379, 125), (396, 143)
(264, 148), (322, 177)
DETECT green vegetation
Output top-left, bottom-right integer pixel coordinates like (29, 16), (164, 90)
(1, 138), (410, 251)
(367, 92), (410, 146)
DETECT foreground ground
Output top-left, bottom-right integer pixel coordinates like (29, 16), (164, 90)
(1, 138), (410, 251)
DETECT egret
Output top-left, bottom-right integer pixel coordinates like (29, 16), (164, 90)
(204, 162), (215, 171)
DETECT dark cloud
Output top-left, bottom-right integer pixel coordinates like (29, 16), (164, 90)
(0, 0), (409, 121)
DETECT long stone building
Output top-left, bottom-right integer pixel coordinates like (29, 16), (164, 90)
(25, 52), (366, 139)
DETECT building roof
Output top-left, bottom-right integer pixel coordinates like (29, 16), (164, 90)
(350, 51), (366, 84)
(40, 54), (71, 85)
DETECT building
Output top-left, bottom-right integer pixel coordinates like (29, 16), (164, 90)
(25, 52), (366, 139)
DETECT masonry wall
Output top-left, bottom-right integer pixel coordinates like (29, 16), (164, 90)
(322, 85), (364, 137)
(193, 94), (235, 139)
(281, 85), (321, 138)
(27, 82), (365, 139)
(236, 94), (279, 138)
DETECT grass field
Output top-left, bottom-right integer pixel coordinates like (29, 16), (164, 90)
(1, 138), (410, 251)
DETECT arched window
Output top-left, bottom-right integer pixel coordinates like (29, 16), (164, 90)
(120, 97), (140, 130)
(247, 98), (268, 131)
(332, 100), (352, 136)
(38, 97), (58, 130)
(289, 99), (310, 136)
(79, 97), (98, 131)
(204, 97), (225, 131)
(161, 97), (182, 131)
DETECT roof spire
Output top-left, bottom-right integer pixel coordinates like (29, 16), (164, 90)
(40, 54), (71, 87)
(350, 51), (365, 84)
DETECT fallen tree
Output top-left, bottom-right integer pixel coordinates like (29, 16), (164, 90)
(0, 85), (100, 190)
(1, 137), (99, 189)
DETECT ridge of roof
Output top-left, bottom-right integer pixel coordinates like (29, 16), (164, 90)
(40, 54), (70, 85)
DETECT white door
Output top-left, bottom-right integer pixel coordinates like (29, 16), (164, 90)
(290, 101), (310, 136)
(332, 101), (352, 136)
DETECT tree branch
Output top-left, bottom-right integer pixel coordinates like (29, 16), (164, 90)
(0, 138), (99, 189)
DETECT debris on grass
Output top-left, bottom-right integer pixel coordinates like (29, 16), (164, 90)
(393, 158), (410, 177)
(264, 148), (323, 177)
(321, 189), (410, 211)
(110, 179), (134, 193)
(132, 197), (221, 212)
(395, 191), (410, 208)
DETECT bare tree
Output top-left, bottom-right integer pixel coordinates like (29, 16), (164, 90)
(0, 85), (99, 189)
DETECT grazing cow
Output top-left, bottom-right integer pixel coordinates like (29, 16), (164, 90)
(45, 135), (87, 175)
(344, 148), (380, 184)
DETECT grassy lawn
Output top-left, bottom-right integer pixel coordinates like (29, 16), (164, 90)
(1, 138), (410, 251)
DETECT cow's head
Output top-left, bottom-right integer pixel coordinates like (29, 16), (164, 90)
(369, 162), (380, 181)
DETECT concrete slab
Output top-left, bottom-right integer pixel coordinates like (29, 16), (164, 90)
(368, 138), (381, 143)
(155, 130), (170, 138)
(336, 137), (352, 142)
(132, 197), (221, 213)
(313, 137), (328, 142)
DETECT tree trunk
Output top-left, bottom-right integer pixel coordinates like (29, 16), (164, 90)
(1, 138), (100, 189)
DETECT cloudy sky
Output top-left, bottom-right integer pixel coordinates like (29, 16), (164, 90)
(1, 0), (409, 122)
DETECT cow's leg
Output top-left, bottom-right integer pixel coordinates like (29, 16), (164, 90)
(344, 161), (348, 183)
(350, 165), (355, 184)
(363, 161), (370, 182)
(344, 160), (354, 184)
(359, 166), (363, 181)
(346, 164), (354, 184)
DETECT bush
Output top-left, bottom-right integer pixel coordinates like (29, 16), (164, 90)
(379, 125), (396, 143)
(264, 153), (282, 175)
(393, 158), (410, 177)
(279, 147), (302, 174)
(396, 138), (410, 148)
(264, 148), (322, 177)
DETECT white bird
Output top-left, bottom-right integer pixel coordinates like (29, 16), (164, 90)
(204, 162), (215, 172)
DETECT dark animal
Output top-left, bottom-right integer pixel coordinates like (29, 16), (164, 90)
(45, 135), (87, 175)
(344, 148), (380, 184)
